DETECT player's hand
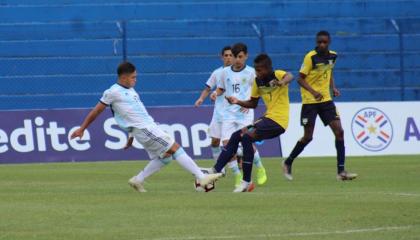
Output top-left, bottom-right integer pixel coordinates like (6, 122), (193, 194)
(313, 92), (324, 101)
(268, 79), (279, 87)
(277, 79), (288, 87)
(210, 91), (218, 101)
(194, 98), (204, 107)
(70, 128), (84, 139)
(225, 96), (239, 104)
(240, 107), (249, 113)
(333, 88), (341, 97)
(124, 136), (134, 150)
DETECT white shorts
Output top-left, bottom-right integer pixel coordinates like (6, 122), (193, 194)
(208, 119), (222, 139)
(132, 125), (175, 160)
(221, 119), (253, 142)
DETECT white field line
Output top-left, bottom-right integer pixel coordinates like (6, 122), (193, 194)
(159, 190), (420, 197)
(151, 225), (414, 240)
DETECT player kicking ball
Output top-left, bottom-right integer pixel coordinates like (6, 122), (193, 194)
(209, 53), (293, 192)
(282, 31), (357, 181)
(71, 62), (222, 192)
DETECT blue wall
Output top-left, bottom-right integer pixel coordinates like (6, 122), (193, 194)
(0, 0), (419, 109)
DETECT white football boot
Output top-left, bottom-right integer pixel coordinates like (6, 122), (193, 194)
(233, 180), (255, 193)
(128, 176), (147, 192)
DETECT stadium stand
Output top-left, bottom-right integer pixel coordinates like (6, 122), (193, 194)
(0, 0), (419, 109)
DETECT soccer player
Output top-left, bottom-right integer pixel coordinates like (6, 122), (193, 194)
(210, 43), (268, 187)
(282, 31), (357, 181)
(70, 62), (222, 192)
(210, 53), (293, 192)
(194, 46), (232, 162)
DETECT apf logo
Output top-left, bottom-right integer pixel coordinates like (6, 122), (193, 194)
(351, 107), (393, 151)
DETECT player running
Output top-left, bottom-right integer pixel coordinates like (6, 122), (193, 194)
(210, 43), (268, 187)
(209, 53), (293, 192)
(194, 46), (233, 162)
(70, 62), (222, 192)
(282, 31), (357, 181)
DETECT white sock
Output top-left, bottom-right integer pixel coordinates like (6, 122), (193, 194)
(211, 146), (221, 161)
(253, 150), (263, 168)
(135, 159), (165, 182)
(173, 148), (205, 180)
(227, 160), (241, 175)
(236, 144), (243, 157)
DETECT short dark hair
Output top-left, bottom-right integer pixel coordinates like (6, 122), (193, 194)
(231, 42), (248, 57)
(254, 53), (272, 68)
(316, 30), (330, 39)
(221, 46), (231, 55)
(117, 62), (136, 76)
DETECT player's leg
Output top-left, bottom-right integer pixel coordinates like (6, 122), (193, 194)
(234, 117), (286, 192)
(328, 119), (345, 173)
(136, 126), (222, 188)
(128, 157), (172, 192)
(208, 120), (222, 161)
(211, 138), (221, 161)
(283, 104), (317, 180)
(221, 122), (242, 185)
(322, 103), (357, 180)
(250, 143), (267, 185)
(128, 127), (173, 192)
(240, 120), (266, 185)
(165, 142), (222, 185)
(213, 128), (245, 173)
(235, 128), (256, 192)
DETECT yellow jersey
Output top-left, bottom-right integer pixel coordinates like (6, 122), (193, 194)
(299, 49), (337, 104)
(251, 70), (289, 129)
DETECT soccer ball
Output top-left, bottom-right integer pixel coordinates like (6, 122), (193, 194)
(194, 168), (216, 192)
(194, 179), (215, 192)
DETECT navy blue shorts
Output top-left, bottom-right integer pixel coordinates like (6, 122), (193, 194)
(301, 101), (340, 126)
(247, 117), (285, 142)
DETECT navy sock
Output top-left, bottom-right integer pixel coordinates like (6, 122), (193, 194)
(241, 134), (254, 182)
(214, 130), (242, 172)
(335, 140), (345, 173)
(285, 141), (308, 166)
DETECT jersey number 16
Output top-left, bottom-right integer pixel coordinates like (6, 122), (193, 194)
(232, 84), (240, 93)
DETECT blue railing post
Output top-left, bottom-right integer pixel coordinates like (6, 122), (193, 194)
(116, 20), (128, 61)
(391, 19), (405, 101)
(122, 21), (127, 61)
(252, 23), (265, 53)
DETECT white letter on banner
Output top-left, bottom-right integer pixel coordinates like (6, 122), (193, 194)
(10, 119), (35, 153)
(46, 122), (68, 151)
(0, 129), (9, 153)
(34, 117), (47, 151)
(191, 123), (210, 156)
(68, 126), (91, 151)
(104, 118), (126, 150)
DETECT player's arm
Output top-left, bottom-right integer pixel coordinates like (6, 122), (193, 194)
(195, 85), (211, 107)
(70, 102), (107, 139)
(124, 132), (134, 150)
(210, 87), (225, 101)
(277, 72), (294, 86)
(330, 72), (340, 97)
(226, 96), (259, 109)
(298, 54), (323, 101)
(297, 73), (323, 101)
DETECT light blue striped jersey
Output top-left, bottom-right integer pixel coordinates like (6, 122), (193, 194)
(217, 65), (255, 122)
(100, 83), (154, 131)
(205, 66), (226, 123)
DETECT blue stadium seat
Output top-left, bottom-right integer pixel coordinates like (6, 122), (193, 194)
(0, 0), (419, 110)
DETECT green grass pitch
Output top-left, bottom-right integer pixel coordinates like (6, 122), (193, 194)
(1, 155), (419, 240)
